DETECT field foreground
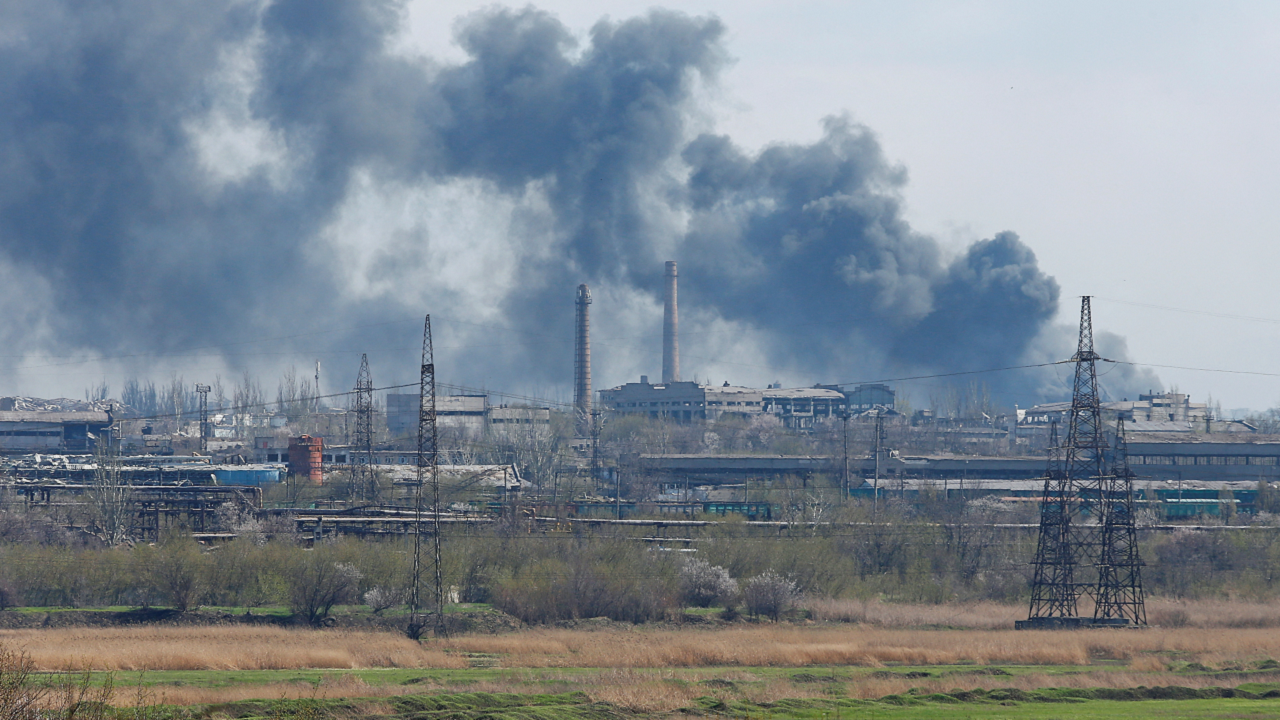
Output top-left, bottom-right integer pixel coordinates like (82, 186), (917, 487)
(9, 624), (1280, 717)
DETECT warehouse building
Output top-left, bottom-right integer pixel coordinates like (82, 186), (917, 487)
(0, 410), (114, 453)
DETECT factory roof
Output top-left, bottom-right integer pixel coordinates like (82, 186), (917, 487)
(762, 388), (845, 400)
(0, 411), (112, 424)
(701, 384), (760, 394)
(1129, 433), (1280, 445)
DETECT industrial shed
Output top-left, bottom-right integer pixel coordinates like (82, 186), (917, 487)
(0, 410), (113, 453)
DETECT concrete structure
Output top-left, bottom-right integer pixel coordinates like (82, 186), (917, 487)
(601, 379), (853, 428)
(1126, 434), (1280, 481)
(387, 394), (488, 439)
(845, 383), (896, 411)
(574, 284), (592, 426)
(488, 405), (552, 427)
(1023, 391), (1213, 430)
(662, 261), (679, 383)
(632, 432), (1280, 487)
(761, 387), (847, 429)
(600, 380), (762, 422)
(0, 411), (113, 453)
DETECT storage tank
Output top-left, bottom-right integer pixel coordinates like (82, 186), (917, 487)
(287, 435), (324, 484)
(212, 467), (282, 486)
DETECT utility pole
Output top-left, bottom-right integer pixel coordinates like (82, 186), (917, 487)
(873, 410), (885, 515)
(839, 410), (850, 503)
(195, 384), (211, 454)
(409, 315), (444, 639)
(590, 408), (601, 495)
(353, 355), (374, 502)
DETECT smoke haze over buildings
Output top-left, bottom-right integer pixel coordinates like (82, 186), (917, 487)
(0, 0), (1156, 405)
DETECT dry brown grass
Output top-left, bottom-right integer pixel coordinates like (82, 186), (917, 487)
(802, 598), (1024, 629)
(0, 626), (466, 671)
(1146, 597), (1280, 628)
(11, 623), (1280, 673)
(444, 625), (1242, 668)
(802, 596), (1280, 630)
(11, 605), (1280, 716)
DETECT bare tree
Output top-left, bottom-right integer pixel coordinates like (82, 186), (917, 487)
(89, 444), (131, 546)
(84, 379), (109, 403)
(212, 375), (227, 414)
(167, 373), (187, 428)
(233, 369), (265, 433)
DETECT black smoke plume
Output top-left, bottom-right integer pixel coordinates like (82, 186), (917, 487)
(0, 0), (1154, 405)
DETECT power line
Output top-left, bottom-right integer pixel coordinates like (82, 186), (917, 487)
(832, 361), (1071, 388)
(1095, 297), (1280, 325)
(1105, 359), (1280, 379)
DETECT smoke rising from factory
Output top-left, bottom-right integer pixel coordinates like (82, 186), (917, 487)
(0, 0), (1156, 405)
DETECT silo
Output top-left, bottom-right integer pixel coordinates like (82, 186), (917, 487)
(287, 435), (324, 484)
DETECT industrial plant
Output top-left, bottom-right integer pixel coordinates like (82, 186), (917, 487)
(0, 261), (1274, 547)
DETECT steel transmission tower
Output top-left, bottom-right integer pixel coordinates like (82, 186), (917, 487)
(409, 316), (444, 639)
(353, 354), (375, 502)
(195, 384), (211, 454)
(1021, 296), (1146, 628)
(1095, 416), (1147, 624)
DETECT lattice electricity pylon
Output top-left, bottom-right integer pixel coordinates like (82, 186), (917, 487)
(1021, 296), (1120, 628)
(353, 354), (375, 502)
(1094, 417), (1147, 624)
(195, 384), (211, 454)
(409, 315), (443, 639)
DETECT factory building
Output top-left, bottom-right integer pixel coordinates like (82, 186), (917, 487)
(386, 394), (547, 440)
(760, 387), (847, 429)
(600, 379), (763, 422)
(845, 383), (896, 411)
(1020, 391), (1249, 434)
(0, 410), (114, 453)
(601, 379), (857, 428)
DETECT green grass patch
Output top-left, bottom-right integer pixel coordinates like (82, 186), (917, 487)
(188, 692), (618, 720)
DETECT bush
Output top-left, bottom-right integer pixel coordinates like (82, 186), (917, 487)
(490, 543), (676, 624)
(678, 558), (738, 608)
(286, 546), (363, 625)
(363, 585), (405, 614)
(742, 569), (798, 621)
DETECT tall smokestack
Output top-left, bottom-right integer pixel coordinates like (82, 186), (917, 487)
(574, 284), (592, 429)
(662, 261), (680, 383)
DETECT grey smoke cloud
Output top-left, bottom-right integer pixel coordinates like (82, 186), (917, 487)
(0, 0), (1156, 405)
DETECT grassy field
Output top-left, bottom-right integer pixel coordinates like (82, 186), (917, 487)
(8, 624), (1280, 716)
(10, 602), (1280, 717)
(11, 623), (1280, 671)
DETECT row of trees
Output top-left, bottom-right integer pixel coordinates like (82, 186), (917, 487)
(9, 499), (1280, 624)
(114, 368), (314, 425)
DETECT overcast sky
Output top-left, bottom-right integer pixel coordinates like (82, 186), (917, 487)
(2, 1), (1277, 413)
(398, 0), (1280, 412)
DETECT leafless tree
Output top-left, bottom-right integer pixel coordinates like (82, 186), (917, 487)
(89, 444), (131, 546)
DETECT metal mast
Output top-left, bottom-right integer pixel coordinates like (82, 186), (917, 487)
(1095, 416), (1147, 624)
(353, 354), (375, 502)
(409, 316), (443, 639)
(1022, 296), (1143, 628)
(195, 384), (210, 454)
